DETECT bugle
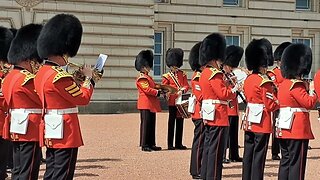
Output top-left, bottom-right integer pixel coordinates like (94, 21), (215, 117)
(68, 62), (103, 83)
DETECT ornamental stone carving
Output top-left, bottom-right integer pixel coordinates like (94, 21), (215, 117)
(15, 0), (43, 8)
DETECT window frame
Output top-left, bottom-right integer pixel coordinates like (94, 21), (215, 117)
(153, 32), (164, 78)
(225, 35), (241, 46)
(296, 0), (311, 10)
(223, 0), (241, 7)
(292, 38), (312, 47)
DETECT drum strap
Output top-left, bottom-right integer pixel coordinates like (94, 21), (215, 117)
(169, 71), (181, 89)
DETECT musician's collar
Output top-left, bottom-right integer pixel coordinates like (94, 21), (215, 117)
(45, 60), (60, 66)
(13, 65), (25, 70)
(140, 71), (148, 75)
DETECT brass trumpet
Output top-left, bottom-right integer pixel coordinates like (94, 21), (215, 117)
(67, 62), (103, 83)
(155, 84), (177, 94)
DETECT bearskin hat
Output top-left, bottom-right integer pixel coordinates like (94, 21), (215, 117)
(135, 50), (153, 71)
(10, 28), (17, 37)
(199, 33), (226, 66)
(224, 45), (244, 68)
(281, 43), (312, 79)
(8, 24), (43, 65)
(245, 38), (273, 72)
(165, 48), (184, 68)
(188, 42), (202, 71)
(0, 26), (14, 62)
(274, 42), (291, 61)
(37, 14), (83, 59)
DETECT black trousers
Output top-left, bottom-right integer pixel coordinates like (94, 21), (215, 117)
(140, 110), (156, 147)
(278, 139), (309, 180)
(223, 116), (241, 160)
(12, 142), (41, 180)
(242, 131), (270, 180)
(201, 126), (225, 180)
(44, 148), (78, 180)
(7, 141), (13, 169)
(0, 137), (8, 180)
(272, 110), (280, 156)
(168, 106), (184, 147)
(190, 119), (205, 176)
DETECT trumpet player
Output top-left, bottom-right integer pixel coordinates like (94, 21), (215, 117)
(0, 26), (14, 180)
(242, 38), (279, 180)
(222, 45), (244, 163)
(277, 44), (317, 180)
(162, 48), (189, 150)
(188, 42), (204, 179)
(267, 42), (291, 161)
(135, 50), (162, 152)
(2, 24), (43, 180)
(199, 33), (237, 180)
(34, 14), (94, 180)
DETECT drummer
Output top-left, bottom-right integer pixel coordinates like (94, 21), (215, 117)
(162, 48), (189, 150)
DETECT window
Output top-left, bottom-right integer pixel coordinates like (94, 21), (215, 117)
(296, 0), (310, 10)
(226, 35), (240, 46)
(223, 0), (240, 6)
(292, 38), (311, 47)
(153, 32), (164, 77)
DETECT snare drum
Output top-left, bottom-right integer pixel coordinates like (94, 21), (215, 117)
(175, 93), (191, 118)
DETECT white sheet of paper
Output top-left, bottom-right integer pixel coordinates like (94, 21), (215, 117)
(94, 54), (108, 71)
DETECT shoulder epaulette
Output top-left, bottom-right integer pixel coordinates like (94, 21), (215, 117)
(290, 79), (303, 90)
(52, 66), (73, 83)
(137, 73), (147, 80)
(162, 72), (170, 79)
(20, 70), (35, 86)
(192, 72), (201, 80)
(208, 68), (222, 80)
(258, 74), (273, 86)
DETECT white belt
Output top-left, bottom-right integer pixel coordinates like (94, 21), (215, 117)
(280, 107), (308, 112)
(46, 107), (79, 115)
(10, 108), (42, 114)
(202, 99), (228, 105)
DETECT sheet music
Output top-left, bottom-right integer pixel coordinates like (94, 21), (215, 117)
(94, 54), (108, 72)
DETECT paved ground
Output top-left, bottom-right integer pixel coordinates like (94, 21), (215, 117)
(36, 111), (320, 180)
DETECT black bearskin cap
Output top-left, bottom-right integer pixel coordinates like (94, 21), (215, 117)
(135, 50), (153, 71)
(10, 28), (17, 37)
(281, 43), (312, 79)
(224, 45), (244, 68)
(0, 26), (14, 62)
(245, 38), (273, 71)
(37, 14), (83, 59)
(274, 42), (291, 62)
(188, 42), (202, 71)
(166, 48), (184, 68)
(199, 33), (226, 66)
(8, 24), (43, 65)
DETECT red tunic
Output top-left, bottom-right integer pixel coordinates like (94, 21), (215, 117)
(267, 67), (284, 88)
(2, 68), (42, 141)
(314, 70), (320, 99)
(243, 74), (279, 133)
(0, 77), (7, 138)
(278, 79), (317, 139)
(199, 66), (236, 126)
(190, 71), (202, 119)
(34, 62), (93, 148)
(162, 69), (189, 106)
(136, 72), (161, 113)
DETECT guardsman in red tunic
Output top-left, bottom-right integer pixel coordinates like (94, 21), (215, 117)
(188, 42), (204, 179)
(242, 39), (279, 180)
(2, 24), (43, 180)
(222, 45), (244, 163)
(34, 14), (94, 180)
(277, 44), (316, 180)
(135, 50), (162, 152)
(266, 42), (291, 161)
(162, 48), (189, 150)
(0, 26), (13, 180)
(199, 33), (237, 180)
